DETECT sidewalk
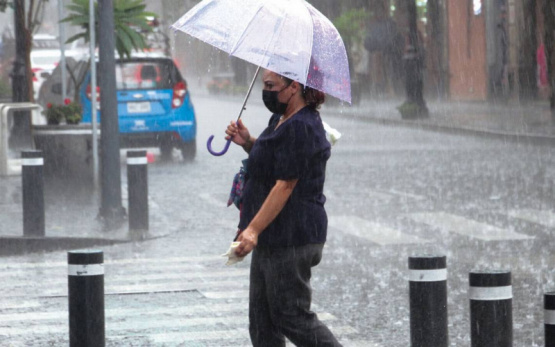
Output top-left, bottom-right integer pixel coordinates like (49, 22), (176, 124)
(0, 172), (168, 256)
(0, 96), (554, 255)
(327, 98), (555, 144)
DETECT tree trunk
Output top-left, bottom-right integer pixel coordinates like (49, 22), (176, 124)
(399, 0), (428, 119)
(545, 0), (555, 111)
(519, 0), (538, 100)
(426, 0), (445, 99)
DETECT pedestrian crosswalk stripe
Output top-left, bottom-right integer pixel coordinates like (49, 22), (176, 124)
(199, 192), (227, 208)
(0, 303), (248, 323)
(388, 189), (426, 201)
(0, 313), (340, 337)
(6, 279), (249, 298)
(202, 290), (249, 299)
(409, 212), (533, 241)
(4, 269), (250, 290)
(508, 209), (555, 229)
(329, 215), (431, 245)
(147, 325), (359, 344)
(0, 255), (227, 271)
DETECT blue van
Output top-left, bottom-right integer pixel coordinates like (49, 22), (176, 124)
(79, 56), (197, 160)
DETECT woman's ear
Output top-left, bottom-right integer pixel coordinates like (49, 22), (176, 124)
(291, 81), (302, 94)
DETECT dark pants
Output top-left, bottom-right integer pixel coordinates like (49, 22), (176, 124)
(249, 243), (342, 347)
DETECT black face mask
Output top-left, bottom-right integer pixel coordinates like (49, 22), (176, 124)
(262, 85), (290, 114)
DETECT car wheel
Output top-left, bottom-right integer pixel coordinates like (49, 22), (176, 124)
(181, 141), (196, 162)
(160, 142), (174, 161)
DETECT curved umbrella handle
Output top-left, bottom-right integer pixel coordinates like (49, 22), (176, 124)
(207, 135), (232, 156)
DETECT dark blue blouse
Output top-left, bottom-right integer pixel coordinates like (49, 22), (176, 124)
(238, 106), (331, 247)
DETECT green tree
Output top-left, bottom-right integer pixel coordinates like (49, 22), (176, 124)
(62, 0), (155, 101)
(0, 0), (50, 101)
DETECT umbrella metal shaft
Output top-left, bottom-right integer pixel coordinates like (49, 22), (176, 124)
(236, 66), (261, 122)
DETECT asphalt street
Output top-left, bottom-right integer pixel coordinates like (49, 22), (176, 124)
(1, 92), (555, 346)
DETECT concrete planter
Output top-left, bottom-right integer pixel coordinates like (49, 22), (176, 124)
(33, 124), (97, 189)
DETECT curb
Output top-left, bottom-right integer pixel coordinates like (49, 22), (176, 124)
(326, 110), (555, 146)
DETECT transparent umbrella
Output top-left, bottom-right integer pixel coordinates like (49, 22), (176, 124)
(172, 0), (351, 156)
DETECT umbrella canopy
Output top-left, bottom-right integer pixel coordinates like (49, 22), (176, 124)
(172, 0), (351, 103)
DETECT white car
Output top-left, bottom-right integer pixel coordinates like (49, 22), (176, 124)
(31, 34), (87, 100)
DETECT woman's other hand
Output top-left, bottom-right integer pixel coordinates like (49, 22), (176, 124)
(225, 119), (250, 147)
(235, 227), (258, 257)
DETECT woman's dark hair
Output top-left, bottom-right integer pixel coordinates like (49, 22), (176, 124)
(282, 77), (326, 110)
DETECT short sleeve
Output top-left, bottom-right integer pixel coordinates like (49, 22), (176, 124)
(274, 119), (314, 180)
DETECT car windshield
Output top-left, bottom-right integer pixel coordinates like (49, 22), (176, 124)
(114, 60), (180, 90)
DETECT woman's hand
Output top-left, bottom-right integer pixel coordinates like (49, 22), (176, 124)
(225, 119), (250, 147)
(234, 227), (258, 257)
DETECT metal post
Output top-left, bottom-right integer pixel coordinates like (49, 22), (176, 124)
(89, 0), (99, 190)
(545, 292), (555, 347)
(98, 0), (125, 228)
(22, 150), (44, 237)
(68, 249), (105, 347)
(57, 0), (67, 101)
(409, 255), (448, 347)
(469, 270), (513, 347)
(127, 150), (149, 232)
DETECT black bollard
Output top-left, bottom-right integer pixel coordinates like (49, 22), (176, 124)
(545, 292), (555, 347)
(22, 150), (44, 237)
(68, 250), (105, 347)
(469, 270), (512, 347)
(409, 255), (448, 347)
(127, 150), (148, 232)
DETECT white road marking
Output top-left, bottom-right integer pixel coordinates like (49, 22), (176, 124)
(329, 215), (430, 245)
(388, 189), (426, 201)
(0, 254), (375, 346)
(508, 209), (555, 229)
(409, 212), (533, 241)
(199, 192), (227, 208)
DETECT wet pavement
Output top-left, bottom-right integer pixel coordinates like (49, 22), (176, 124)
(2, 96), (553, 247)
(1, 92), (555, 346)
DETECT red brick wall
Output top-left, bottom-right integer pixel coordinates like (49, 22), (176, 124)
(446, 0), (488, 100)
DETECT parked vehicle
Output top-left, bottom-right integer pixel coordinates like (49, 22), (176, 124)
(31, 34), (86, 100)
(37, 54), (197, 161)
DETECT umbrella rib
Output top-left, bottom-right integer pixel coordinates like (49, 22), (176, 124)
(229, 4), (265, 56)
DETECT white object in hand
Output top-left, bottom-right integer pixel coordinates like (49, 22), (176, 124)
(222, 241), (245, 265)
(322, 121), (342, 145)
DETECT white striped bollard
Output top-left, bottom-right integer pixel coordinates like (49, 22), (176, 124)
(409, 255), (448, 347)
(127, 150), (149, 232)
(469, 270), (512, 347)
(22, 150), (44, 237)
(545, 292), (555, 346)
(68, 250), (105, 347)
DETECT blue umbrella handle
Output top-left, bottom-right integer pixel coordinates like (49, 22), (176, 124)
(207, 135), (232, 156)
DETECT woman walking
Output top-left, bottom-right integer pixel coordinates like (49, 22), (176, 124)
(226, 69), (342, 347)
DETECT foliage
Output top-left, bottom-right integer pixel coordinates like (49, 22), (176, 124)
(62, 0), (155, 59)
(44, 98), (82, 125)
(333, 8), (369, 46)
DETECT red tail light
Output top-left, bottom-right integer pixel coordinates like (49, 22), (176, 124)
(86, 84), (101, 102)
(32, 68), (42, 82)
(172, 81), (187, 109)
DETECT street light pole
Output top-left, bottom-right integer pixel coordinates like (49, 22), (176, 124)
(98, 0), (125, 229)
